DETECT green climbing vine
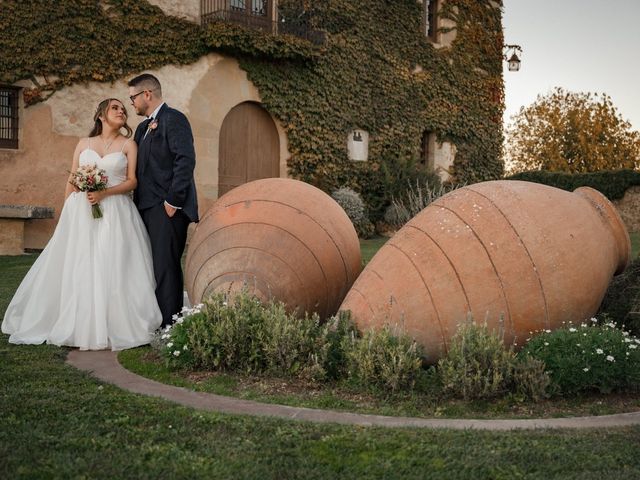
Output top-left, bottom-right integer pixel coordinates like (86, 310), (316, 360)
(1, 0), (504, 219)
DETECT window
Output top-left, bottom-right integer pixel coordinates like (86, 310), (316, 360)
(230, 0), (268, 17)
(424, 0), (439, 42)
(0, 86), (19, 149)
(421, 130), (436, 170)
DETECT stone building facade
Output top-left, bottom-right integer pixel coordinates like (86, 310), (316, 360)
(0, 0), (504, 249)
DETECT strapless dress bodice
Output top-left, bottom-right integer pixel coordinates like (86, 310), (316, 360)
(79, 149), (127, 187)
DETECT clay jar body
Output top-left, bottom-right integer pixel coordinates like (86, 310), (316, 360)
(339, 180), (630, 363)
(185, 178), (361, 319)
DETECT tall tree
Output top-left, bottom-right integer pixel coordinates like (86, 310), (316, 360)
(505, 87), (640, 173)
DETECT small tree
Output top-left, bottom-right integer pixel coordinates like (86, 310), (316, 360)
(505, 87), (640, 173)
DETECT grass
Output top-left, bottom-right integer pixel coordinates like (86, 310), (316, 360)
(631, 231), (640, 259)
(3, 249), (640, 478)
(359, 235), (389, 264)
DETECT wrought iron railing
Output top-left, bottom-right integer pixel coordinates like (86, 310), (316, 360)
(201, 0), (325, 45)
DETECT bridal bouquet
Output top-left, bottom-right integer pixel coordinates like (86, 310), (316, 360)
(69, 164), (109, 219)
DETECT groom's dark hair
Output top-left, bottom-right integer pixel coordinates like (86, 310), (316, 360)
(128, 73), (162, 98)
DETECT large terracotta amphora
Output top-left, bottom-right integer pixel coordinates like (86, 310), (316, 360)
(185, 178), (361, 319)
(339, 180), (630, 363)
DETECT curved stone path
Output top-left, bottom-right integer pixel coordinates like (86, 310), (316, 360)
(67, 350), (640, 430)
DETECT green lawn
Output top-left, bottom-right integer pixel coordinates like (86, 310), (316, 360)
(359, 235), (389, 264)
(631, 232), (640, 259)
(2, 254), (640, 478)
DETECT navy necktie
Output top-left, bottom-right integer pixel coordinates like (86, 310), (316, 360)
(139, 118), (151, 140)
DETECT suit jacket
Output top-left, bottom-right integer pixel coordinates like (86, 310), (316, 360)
(133, 104), (199, 223)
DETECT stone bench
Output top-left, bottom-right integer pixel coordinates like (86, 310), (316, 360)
(0, 205), (54, 255)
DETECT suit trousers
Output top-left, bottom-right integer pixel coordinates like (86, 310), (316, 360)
(140, 203), (190, 327)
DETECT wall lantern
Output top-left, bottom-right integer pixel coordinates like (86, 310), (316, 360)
(503, 44), (522, 72)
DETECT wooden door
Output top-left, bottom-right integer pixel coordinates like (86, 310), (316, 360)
(218, 102), (280, 196)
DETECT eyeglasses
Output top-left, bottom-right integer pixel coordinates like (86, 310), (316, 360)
(129, 90), (152, 103)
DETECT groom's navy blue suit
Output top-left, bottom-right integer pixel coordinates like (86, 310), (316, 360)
(134, 104), (198, 327)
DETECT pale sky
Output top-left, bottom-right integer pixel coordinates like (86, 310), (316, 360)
(502, 0), (640, 131)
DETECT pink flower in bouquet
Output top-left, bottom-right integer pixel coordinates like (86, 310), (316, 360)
(69, 164), (109, 219)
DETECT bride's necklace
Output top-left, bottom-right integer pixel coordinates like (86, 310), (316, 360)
(100, 133), (119, 152)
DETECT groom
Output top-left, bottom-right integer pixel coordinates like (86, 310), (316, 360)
(128, 73), (199, 327)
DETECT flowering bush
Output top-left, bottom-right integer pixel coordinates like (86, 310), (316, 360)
(521, 319), (640, 395)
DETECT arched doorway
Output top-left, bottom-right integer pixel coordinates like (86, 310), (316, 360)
(218, 101), (280, 196)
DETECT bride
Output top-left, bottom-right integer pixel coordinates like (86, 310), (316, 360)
(2, 98), (162, 350)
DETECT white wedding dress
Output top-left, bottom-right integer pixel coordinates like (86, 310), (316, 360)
(2, 146), (162, 350)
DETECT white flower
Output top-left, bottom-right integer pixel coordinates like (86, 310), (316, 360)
(183, 345), (188, 351)
(623, 331), (630, 337)
(545, 329), (551, 333)
(544, 342), (549, 346)
(590, 317), (598, 323)
(629, 344), (638, 349)
(173, 350), (181, 357)
(569, 327), (577, 332)
(176, 317), (184, 324)
(606, 355), (614, 362)
(576, 343), (581, 347)
(172, 314), (179, 320)
(161, 334), (169, 340)
(580, 323), (587, 328)
(583, 367), (589, 372)
(167, 342), (174, 348)
(625, 338), (632, 343)
(596, 348), (603, 354)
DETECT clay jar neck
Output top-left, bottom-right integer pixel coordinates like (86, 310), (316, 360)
(574, 186), (631, 275)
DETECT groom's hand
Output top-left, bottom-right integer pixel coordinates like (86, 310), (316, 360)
(164, 202), (177, 218)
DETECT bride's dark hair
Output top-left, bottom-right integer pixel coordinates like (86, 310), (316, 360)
(89, 98), (133, 138)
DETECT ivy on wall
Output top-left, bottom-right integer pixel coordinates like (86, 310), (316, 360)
(1, 0), (504, 218)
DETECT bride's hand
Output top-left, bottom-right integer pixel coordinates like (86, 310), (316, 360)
(87, 191), (105, 205)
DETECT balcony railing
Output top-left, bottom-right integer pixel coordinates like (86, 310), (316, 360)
(201, 0), (325, 45)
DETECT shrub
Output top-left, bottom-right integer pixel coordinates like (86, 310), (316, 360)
(384, 179), (462, 228)
(598, 257), (640, 337)
(155, 291), (325, 375)
(505, 169), (640, 201)
(521, 319), (640, 395)
(356, 156), (443, 223)
(331, 187), (375, 238)
(511, 354), (550, 402)
(437, 319), (516, 400)
(344, 324), (426, 393)
(154, 294), (431, 392)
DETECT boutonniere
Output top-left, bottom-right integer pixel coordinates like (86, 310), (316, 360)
(147, 119), (158, 133)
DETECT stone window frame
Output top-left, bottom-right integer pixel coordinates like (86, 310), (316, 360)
(423, 0), (440, 43)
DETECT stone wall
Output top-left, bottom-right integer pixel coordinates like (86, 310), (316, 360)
(613, 186), (640, 233)
(146, 0), (200, 23)
(0, 54), (291, 248)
